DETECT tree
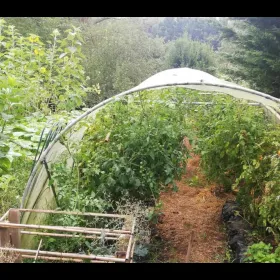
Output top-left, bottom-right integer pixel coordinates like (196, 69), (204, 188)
(164, 34), (217, 74)
(151, 17), (223, 50)
(82, 19), (165, 106)
(218, 18), (280, 97)
(3, 17), (77, 42)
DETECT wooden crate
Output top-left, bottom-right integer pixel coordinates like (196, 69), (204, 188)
(0, 208), (136, 263)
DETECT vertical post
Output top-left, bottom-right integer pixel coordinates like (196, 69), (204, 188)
(0, 209), (10, 247)
(0, 227), (9, 247)
(0, 209), (11, 263)
(185, 231), (194, 263)
(8, 209), (21, 263)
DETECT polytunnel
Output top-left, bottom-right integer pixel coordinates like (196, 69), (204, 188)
(19, 67), (280, 248)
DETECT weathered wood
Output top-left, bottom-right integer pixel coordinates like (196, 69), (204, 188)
(21, 231), (118, 240)
(1, 208), (136, 263)
(18, 208), (127, 218)
(116, 251), (126, 258)
(8, 209), (21, 262)
(130, 241), (136, 263)
(125, 218), (136, 262)
(0, 210), (10, 222)
(0, 210), (11, 261)
(0, 222), (131, 236)
(0, 247), (125, 262)
(8, 209), (21, 248)
(22, 255), (112, 263)
(0, 228), (9, 247)
(34, 239), (42, 263)
(66, 225), (128, 234)
(185, 231), (194, 263)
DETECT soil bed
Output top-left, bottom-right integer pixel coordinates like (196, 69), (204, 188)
(153, 140), (234, 263)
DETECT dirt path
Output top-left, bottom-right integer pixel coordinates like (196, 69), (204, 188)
(155, 140), (234, 263)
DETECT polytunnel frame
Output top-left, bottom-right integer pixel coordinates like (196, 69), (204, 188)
(21, 80), (280, 208)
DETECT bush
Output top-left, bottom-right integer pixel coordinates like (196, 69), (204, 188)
(77, 90), (189, 202)
(193, 95), (280, 238)
(245, 242), (280, 263)
(164, 34), (217, 74)
(194, 96), (266, 190)
(0, 18), (94, 114)
(82, 20), (165, 106)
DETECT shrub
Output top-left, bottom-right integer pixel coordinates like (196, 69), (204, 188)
(165, 34), (217, 74)
(244, 242), (280, 263)
(77, 91), (189, 202)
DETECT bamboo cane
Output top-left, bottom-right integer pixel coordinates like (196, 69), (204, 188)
(66, 225), (129, 234)
(0, 210), (10, 222)
(0, 222), (131, 236)
(125, 217), (136, 262)
(21, 231), (118, 240)
(130, 241), (136, 263)
(18, 208), (127, 218)
(34, 239), (42, 263)
(22, 255), (113, 263)
(0, 247), (125, 262)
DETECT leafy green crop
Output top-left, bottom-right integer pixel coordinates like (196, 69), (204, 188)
(194, 96), (266, 190)
(67, 89), (190, 203)
(245, 242), (280, 263)
(190, 95), (280, 238)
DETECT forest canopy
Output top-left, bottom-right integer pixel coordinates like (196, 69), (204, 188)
(3, 17), (280, 103)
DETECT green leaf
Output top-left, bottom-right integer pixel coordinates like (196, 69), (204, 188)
(135, 179), (141, 187)
(59, 53), (67, 59)
(0, 157), (11, 172)
(1, 113), (13, 121)
(165, 177), (173, 185)
(68, 46), (77, 54)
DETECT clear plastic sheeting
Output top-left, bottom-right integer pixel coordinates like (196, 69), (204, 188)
(20, 67), (280, 246)
(132, 68), (280, 112)
(137, 68), (223, 87)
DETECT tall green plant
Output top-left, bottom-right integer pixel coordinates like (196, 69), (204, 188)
(164, 34), (217, 74)
(0, 18), (96, 114)
(0, 18), (98, 174)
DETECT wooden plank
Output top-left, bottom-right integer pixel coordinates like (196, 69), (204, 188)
(8, 209), (21, 262)
(0, 228), (9, 247)
(0, 209), (10, 250)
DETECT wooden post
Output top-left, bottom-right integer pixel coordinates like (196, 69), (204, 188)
(8, 209), (21, 263)
(0, 209), (11, 263)
(185, 231), (194, 263)
(0, 228), (9, 247)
